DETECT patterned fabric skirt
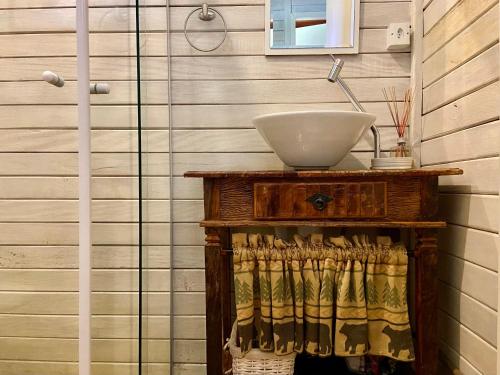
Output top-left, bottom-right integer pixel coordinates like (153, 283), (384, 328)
(232, 233), (415, 362)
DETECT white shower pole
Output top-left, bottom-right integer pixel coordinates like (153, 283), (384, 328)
(76, 1), (91, 375)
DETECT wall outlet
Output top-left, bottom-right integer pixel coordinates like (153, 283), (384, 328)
(386, 23), (411, 50)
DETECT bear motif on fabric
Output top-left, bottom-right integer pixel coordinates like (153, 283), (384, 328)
(382, 325), (415, 360)
(339, 323), (369, 355)
(273, 321), (295, 354)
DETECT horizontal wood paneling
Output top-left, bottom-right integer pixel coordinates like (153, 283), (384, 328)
(0, 292), (204, 315)
(423, 0), (461, 34)
(170, 54), (411, 80)
(422, 1), (499, 372)
(0, 127), (397, 154)
(0, 0), (407, 8)
(439, 253), (497, 310)
(0, 54), (410, 81)
(423, 44), (499, 114)
(438, 157), (500, 195)
(0, 78), (411, 105)
(0, 102), (401, 130)
(440, 224), (499, 272)
(0, 3), (409, 34)
(171, 78), (410, 104)
(438, 312), (497, 374)
(439, 282), (497, 346)
(423, 0), (497, 60)
(0, 269), (204, 292)
(421, 121), (500, 165)
(439, 340), (483, 375)
(0, 0), (412, 372)
(423, 4), (499, 87)
(1, 152), (395, 177)
(0, 361), (205, 375)
(439, 194), (499, 233)
(0, 337), (205, 362)
(422, 82), (499, 140)
(0, 29), (403, 58)
(0, 315), (205, 339)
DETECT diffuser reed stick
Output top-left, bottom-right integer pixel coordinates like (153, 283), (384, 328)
(382, 87), (414, 157)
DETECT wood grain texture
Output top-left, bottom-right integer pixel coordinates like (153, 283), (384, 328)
(439, 282), (497, 347)
(253, 182), (388, 219)
(198, 172), (452, 375)
(423, 4), (499, 87)
(0, 0), (413, 372)
(253, 182), (387, 219)
(423, 0), (497, 60)
(415, 229), (439, 375)
(200, 220), (447, 228)
(421, 121), (500, 166)
(438, 312), (497, 374)
(422, 82), (499, 140)
(438, 157), (500, 195)
(185, 168), (462, 178)
(422, 1), (500, 372)
(423, 0), (461, 34)
(203, 228), (227, 375)
(423, 44), (499, 114)
(0, 29), (402, 58)
(199, 175), (449, 223)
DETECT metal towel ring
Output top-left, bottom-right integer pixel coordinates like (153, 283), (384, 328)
(184, 3), (227, 52)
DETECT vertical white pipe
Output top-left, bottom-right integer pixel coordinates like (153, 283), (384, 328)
(76, 1), (91, 375)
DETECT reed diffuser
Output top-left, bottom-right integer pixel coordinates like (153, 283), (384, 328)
(382, 87), (414, 158)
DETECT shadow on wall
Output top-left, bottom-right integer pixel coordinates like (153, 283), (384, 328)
(437, 189), (471, 373)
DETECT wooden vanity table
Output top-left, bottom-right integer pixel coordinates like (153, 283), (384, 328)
(184, 168), (463, 375)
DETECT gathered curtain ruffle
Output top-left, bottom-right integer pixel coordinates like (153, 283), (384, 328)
(232, 233), (414, 362)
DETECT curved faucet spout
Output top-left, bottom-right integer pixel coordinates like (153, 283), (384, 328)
(327, 55), (381, 159)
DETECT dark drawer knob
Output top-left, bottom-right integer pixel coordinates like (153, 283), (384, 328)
(306, 193), (333, 211)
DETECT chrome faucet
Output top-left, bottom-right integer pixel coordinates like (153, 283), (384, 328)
(327, 56), (381, 159)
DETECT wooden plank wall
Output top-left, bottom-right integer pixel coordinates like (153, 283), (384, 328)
(0, 2), (180, 375)
(0, 1), (411, 374)
(421, 0), (500, 374)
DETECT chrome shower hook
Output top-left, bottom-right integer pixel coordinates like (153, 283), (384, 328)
(184, 3), (228, 52)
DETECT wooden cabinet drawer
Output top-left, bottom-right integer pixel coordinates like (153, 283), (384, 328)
(254, 182), (387, 219)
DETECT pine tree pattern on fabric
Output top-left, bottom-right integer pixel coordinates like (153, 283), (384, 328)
(231, 233), (414, 361)
(382, 281), (391, 306)
(259, 275), (271, 301)
(344, 279), (357, 302)
(388, 286), (401, 308)
(320, 273), (334, 302)
(358, 282), (365, 302)
(235, 278), (242, 305)
(295, 280), (304, 303)
(284, 276), (292, 302)
(273, 275), (285, 303)
(235, 278), (253, 305)
(366, 279), (378, 304)
(336, 275), (343, 302)
(402, 281), (407, 306)
(304, 278), (315, 302)
(381, 280), (402, 308)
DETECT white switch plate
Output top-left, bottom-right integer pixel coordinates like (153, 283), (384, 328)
(386, 23), (411, 50)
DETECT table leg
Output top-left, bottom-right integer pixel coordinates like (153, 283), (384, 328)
(221, 229), (233, 372)
(414, 228), (439, 375)
(204, 227), (231, 375)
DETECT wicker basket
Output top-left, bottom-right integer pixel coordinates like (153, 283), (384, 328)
(225, 322), (296, 375)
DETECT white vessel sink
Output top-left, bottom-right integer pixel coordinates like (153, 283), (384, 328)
(253, 110), (377, 169)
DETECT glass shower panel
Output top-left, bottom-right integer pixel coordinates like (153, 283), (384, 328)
(89, 2), (170, 374)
